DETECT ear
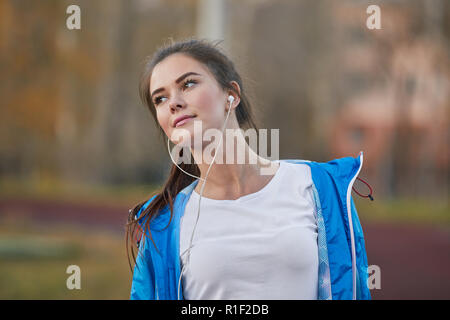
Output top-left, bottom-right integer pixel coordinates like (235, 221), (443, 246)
(227, 81), (241, 108)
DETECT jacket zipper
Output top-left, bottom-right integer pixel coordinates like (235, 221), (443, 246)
(346, 151), (364, 300)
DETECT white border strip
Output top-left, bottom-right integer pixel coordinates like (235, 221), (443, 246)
(346, 151), (364, 300)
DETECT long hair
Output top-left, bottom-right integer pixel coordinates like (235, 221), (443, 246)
(126, 38), (259, 272)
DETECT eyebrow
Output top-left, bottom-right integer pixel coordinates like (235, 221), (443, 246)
(151, 72), (201, 98)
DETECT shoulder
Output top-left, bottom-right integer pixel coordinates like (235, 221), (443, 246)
(280, 152), (364, 196)
(136, 189), (189, 231)
(134, 194), (169, 231)
(278, 161), (313, 187)
(135, 194), (158, 220)
(281, 152), (363, 180)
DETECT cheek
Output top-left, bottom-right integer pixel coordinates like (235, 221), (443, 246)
(157, 109), (188, 145)
(195, 89), (224, 124)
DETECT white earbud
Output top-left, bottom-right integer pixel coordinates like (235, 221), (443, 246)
(228, 95), (234, 104)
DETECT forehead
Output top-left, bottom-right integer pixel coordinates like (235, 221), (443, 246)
(150, 53), (212, 91)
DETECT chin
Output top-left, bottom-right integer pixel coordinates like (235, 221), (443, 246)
(169, 127), (193, 148)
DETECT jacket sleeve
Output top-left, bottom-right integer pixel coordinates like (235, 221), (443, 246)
(350, 196), (371, 300)
(130, 234), (156, 300)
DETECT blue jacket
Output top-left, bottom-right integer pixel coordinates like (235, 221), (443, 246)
(130, 152), (371, 300)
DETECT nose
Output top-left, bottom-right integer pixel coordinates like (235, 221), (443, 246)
(169, 94), (186, 113)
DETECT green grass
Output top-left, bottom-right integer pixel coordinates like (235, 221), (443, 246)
(0, 222), (134, 299)
(354, 196), (449, 227)
(0, 176), (159, 207)
(0, 177), (156, 299)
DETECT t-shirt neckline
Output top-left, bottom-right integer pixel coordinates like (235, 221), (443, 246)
(191, 161), (285, 203)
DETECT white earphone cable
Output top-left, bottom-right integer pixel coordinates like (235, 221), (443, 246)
(175, 96), (234, 300)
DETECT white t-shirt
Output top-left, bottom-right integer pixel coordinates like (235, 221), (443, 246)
(179, 161), (318, 300)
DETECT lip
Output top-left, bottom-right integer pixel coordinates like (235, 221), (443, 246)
(173, 115), (196, 127)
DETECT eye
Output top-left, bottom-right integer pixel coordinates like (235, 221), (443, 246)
(182, 78), (197, 89)
(153, 96), (167, 106)
(153, 79), (197, 106)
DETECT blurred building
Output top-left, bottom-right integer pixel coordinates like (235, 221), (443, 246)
(327, 0), (449, 198)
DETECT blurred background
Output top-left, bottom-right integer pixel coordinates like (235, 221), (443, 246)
(0, 0), (448, 299)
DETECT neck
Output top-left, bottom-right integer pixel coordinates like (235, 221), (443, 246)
(190, 129), (278, 200)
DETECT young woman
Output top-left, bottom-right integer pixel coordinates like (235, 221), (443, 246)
(126, 38), (371, 300)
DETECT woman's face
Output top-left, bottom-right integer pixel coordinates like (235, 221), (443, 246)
(149, 53), (237, 147)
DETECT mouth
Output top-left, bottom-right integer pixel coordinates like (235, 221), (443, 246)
(174, 115), (196, 128)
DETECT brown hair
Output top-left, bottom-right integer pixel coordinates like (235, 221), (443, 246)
(126, 38), (259, 272)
